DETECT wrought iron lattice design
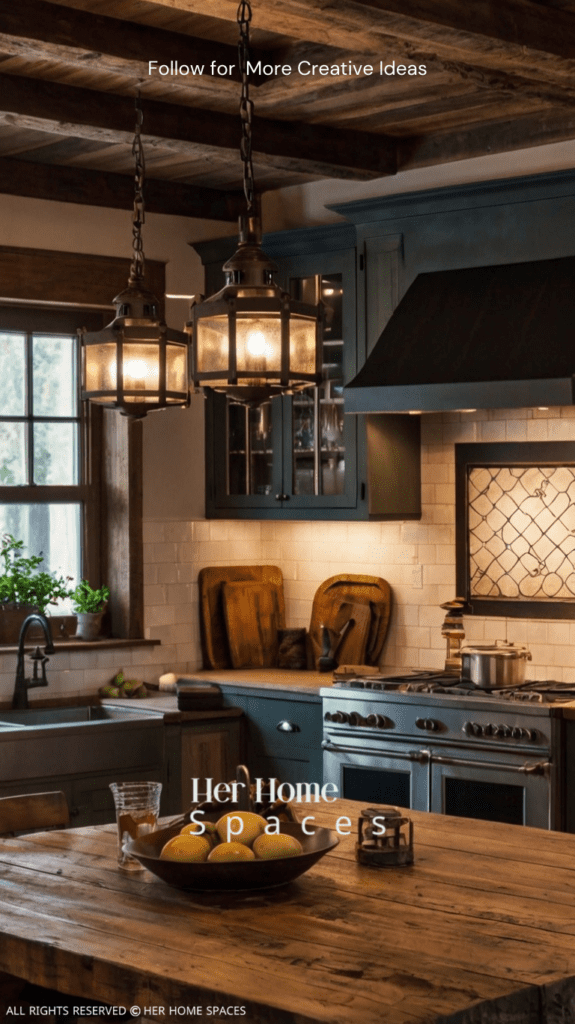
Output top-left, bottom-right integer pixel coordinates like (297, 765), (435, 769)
(468, 465), (575, 601)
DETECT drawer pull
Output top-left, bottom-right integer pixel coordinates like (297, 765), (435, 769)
(277, 720), (300, 733)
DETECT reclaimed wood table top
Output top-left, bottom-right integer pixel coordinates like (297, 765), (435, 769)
(1, 800), (575, 1024)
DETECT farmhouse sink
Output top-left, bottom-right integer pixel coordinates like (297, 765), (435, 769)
(0, 705), (153, 728)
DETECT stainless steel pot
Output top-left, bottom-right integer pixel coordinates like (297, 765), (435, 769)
(460, 641), (532, 688)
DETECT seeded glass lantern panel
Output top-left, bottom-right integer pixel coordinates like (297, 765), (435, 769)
(193, 300), (320, 393)
(82, 325), (189, 411)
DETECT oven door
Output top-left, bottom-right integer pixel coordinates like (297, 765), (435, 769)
(429, 748), (553, 829)
(322, 735), (430, 811)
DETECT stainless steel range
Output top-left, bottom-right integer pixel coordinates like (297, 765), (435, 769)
(321, 672), (575, 831)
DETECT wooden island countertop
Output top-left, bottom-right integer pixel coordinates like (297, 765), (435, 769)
(1, 800), (575, 1023)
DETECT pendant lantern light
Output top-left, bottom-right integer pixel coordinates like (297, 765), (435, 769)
(80, 96), (189, 417)
(186, 0), (323, 406)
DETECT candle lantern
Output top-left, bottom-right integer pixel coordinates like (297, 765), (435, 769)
(356, 806), (414, 867)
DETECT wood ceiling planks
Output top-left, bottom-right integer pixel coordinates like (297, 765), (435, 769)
(0, 0), (572, 217)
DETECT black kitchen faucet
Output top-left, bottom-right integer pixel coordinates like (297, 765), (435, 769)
(12, 613), (55, 710)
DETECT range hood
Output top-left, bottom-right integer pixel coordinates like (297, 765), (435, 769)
(344, 255), (575, 413)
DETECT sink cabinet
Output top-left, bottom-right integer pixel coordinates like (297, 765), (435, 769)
(221, 689), (323, 788)
(0, 714), (165, 827)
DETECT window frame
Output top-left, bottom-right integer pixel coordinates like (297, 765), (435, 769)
(0, 304), (105, 607)
(0, 244), (166, 640)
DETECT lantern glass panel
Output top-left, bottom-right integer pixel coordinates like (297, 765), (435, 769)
(289, 315), (317, 375)
(84, 342), (117, 397)
(236, 314), (282, 381)
(196, 316), (230, 377)
(166, 344), (188, 395)
(122, 342), (159, 401)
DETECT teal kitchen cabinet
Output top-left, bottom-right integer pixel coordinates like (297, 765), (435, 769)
(194, 223), (420, 521)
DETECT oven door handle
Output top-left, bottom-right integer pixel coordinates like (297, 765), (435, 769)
(430, 753), (552, 777)
(321, 740), (431, 763)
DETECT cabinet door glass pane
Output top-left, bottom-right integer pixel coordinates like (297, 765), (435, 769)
(228, 400), (273, 496)
(290, 274), (345, 496)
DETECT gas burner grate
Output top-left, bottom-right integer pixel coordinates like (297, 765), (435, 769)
(333, 674), (575, 703)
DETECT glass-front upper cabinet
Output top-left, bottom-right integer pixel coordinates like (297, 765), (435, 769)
(204, 244), (359, 517)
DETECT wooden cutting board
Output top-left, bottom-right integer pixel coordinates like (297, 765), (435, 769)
(309, 574), (391, 670)
(199, 565), (286, 669)
(222, 580), (281, 669)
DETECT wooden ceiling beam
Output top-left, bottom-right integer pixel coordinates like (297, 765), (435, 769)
(0, 155), (243, 219)
(140, 0), (575, 92)
(399, 107), (575, 170)
(0, 0), (247, 83)
(0, 73), (397, 180)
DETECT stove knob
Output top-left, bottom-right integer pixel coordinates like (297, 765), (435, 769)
(527, 728), (539, 742)
(416, 718), (440, 732)
(365, 713), (391, 729)
(332, 710), (349, 724)
(511, 727), (523, 740)
(463, 721), (478, 737)
(496, 725), (512, 738)
(483, 723), (498, 737)
(349, 712), (365, 727)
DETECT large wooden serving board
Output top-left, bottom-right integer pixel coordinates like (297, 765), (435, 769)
(308, 574), (391, 669)
(199, 565), (286, 670)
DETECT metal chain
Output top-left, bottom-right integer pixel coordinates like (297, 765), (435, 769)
(237, 0), (255, 213)
(131, 92), (146, 282)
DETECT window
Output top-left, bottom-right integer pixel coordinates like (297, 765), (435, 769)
(0, 305), (104, 614)
(0, 245), (165, 640)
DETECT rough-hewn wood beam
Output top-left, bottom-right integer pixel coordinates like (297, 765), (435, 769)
(0, 0), (245, 83)
(399, 107), (575, 170)
(0, 73), (397, 180)
(0, 156), (242, 220)
(141, 0), (575, 92)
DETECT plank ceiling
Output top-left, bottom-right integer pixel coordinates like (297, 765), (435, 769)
(0, 0), (574, 221)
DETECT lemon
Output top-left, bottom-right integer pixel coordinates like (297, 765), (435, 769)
(180, 821), (218, 838)
(216, 810), (267, 846)
(160, 833), (211, 862)
(253, 833), (304, 860)
(208, 842), (255, 862)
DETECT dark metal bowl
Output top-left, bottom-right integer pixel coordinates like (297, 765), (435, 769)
(124, 820), (339, 892)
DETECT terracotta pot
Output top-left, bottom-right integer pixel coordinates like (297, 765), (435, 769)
(0, 604), (41, 644)
(0, 606), (74, 645)
(74, 611), (104, 641)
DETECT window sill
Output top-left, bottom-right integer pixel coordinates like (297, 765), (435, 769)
(0, 637), (161, 655)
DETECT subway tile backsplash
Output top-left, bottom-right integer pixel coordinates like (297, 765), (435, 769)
(2, 407), (575, 702)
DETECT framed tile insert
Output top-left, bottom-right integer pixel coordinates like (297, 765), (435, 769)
(456, 442), (575, 618)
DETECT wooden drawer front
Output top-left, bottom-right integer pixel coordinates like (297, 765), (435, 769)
(245, 697), (322, 753)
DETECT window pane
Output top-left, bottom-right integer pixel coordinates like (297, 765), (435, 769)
(34, 423), (78, 485)
(33, 335), (77, 417)
(0, 333), (26, 415)
(0, 503), (80, 613)
(0, 422), (27, 485)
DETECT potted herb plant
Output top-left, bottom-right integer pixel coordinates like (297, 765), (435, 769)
(71, 580), (110, 641)
(0, 533), (73, 642)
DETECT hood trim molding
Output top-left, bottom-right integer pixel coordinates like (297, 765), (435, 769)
(345, 377), (575, 414)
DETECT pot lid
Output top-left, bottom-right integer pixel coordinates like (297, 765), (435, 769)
(461, 641), (532, 660)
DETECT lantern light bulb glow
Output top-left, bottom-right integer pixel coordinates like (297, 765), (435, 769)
(246, 330), (268, 357)
(124, 359), (149, 381)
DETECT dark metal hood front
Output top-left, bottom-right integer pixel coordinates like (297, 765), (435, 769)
(345, 255), (575, 412)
